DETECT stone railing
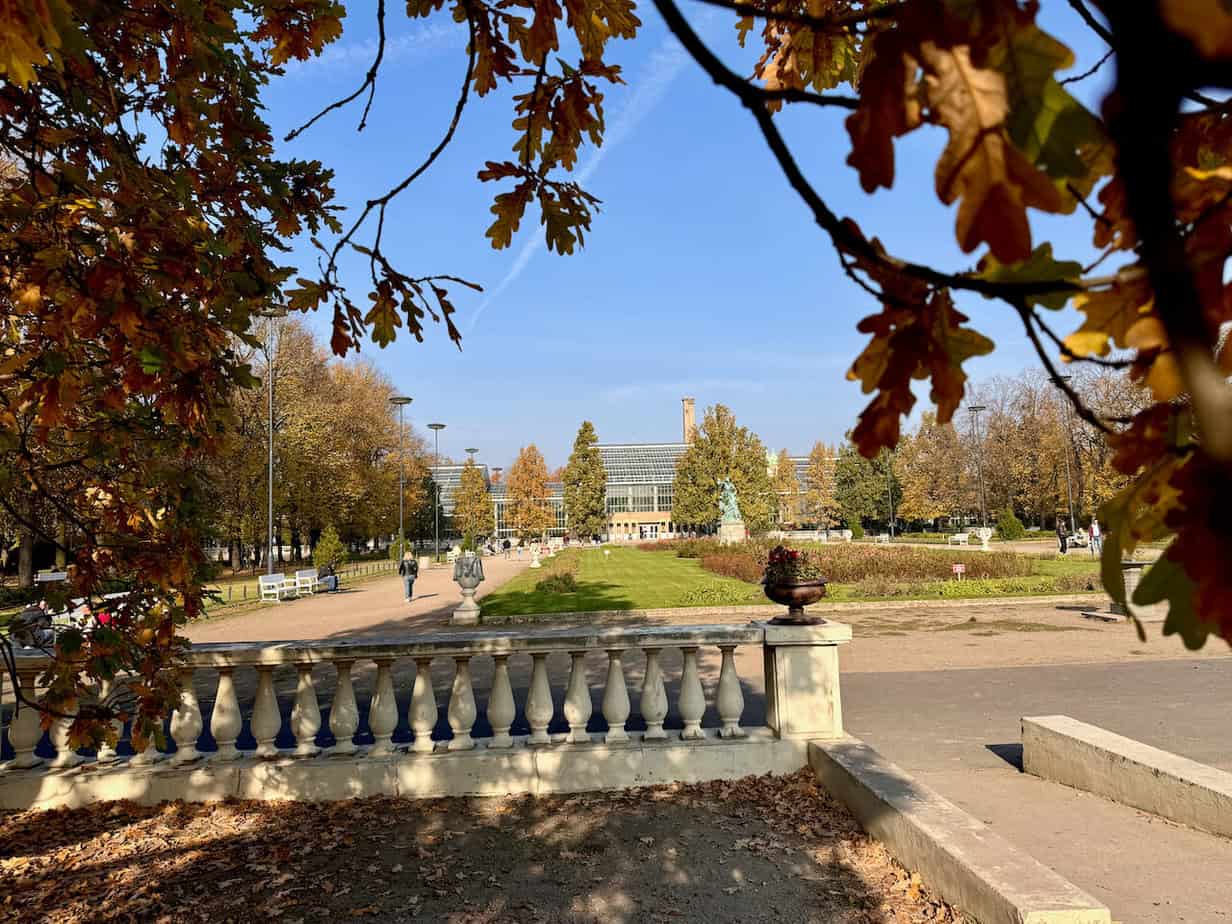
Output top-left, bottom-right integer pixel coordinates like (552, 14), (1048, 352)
(0, 621), (850, 810)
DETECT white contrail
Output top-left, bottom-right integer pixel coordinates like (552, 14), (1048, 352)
(466, 33), (691, 332)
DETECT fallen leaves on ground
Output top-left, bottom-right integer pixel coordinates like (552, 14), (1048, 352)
(0, 770), (967, 922)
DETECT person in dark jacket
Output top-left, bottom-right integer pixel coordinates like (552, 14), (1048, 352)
(317, 561), (339, 592)
(1056, 518), (1069, 555)
(398, 551), (419, 602)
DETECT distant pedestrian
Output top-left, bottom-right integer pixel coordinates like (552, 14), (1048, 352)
(1090, 518), (1102, 557)
(503, 538), (511, 559)
(398, 550), (418, 602)
(1056, 518), (1069, 555)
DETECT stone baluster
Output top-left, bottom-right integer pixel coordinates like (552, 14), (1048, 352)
(49, 712), (84, 768)
(169, 667), (204, 764)
(209, 667), (243, 760)
(409, 657), (437, 753)
(524, 652), (554, 745)
(96, 678), (125, 763)
(563, 651), (592, 744)
(252, 665), (282, 758)
(129, 719), (159, 765)
(677, 647), (706, 740)
(329, 660), (359, 756)
(486, 655), (516, 749)
(290, 664), (322, 757)
(6, 670), (44, 769)
(368, 658), (397, 756)
(602, 649), (630, 745)
(716, 645), (746, 739)
(447, 656), (477, 750)
(639, 648), (669, 741)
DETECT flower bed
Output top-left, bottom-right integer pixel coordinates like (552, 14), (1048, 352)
(682, 540), (1034, 584)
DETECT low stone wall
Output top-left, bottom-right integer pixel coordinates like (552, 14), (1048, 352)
(1, 622), (851, 810)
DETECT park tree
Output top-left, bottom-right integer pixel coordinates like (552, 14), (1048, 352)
(506, 445), (554, 539)
(894, 413), (972, 524)
(834, 442), (899, 531)
(672, 405), (774, 533)
(801, 442), (841, 529)
(563, 421), (608, 539)
(7, 0), (1232, 745)
(771, 448), (800, 526)
(453, 459), (496, 545)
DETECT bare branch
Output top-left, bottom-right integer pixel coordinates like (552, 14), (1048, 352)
(1060, 48), (1113, 86)
(285, 0), (388, 141)
(1011, 301), (1115, 434)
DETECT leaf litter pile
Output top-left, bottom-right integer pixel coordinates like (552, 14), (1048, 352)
(0, 770), (967, 923)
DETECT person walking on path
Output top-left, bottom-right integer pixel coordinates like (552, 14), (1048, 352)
(1056, 518), (1069, 555)
(398, 550), (419, 602)
(1090, 518), (1102, 557)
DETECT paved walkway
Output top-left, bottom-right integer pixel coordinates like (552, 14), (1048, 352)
(844, 659), (1232, 924)
(187, 555), (533, 643)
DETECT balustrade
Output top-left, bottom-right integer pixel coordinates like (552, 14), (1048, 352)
(1, 622), (851, 806)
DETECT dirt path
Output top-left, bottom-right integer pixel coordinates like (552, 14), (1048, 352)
(186, 556), (533, 644)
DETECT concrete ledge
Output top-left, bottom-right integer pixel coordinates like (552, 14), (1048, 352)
(0, 731), (808, 811)
(810, 738), (1110, 924)
(1023, 714), (1232, 840)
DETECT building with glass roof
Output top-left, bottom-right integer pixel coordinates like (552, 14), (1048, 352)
(427, 398), (822, 542)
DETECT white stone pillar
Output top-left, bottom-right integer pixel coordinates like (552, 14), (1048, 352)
(6, 670), (43, 769)
(447, 657), (477, 750)
(602, 649), (630, 745)
(409, 657), (437, 753)
(525, 652), (553, 745)
(762, 622), (852, 740)
(252, 666), (282, 758)
(210, 668), (243, 761)
(639, 648), (668, 741)
(48, 713), (84, 768)
(677, 647), (705, 741)
(368, 658), (397, 756)
(290, 664), (322, 757)
(169, 667), (204, 765)
(329, 660), (359, 756)
(716, 645), (746, 739)
(487, 655), (516, 748)
(96, 678), (125, 763)
(563, 651), (592, 743)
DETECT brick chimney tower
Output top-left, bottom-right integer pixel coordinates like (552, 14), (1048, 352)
(682, 396), (696, 444)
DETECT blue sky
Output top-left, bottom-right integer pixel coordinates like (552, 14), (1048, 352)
(264, 2), (1113, 468)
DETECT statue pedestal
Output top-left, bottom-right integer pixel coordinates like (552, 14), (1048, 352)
(718, 521), (746, 546)
(452, 587), (480, 625)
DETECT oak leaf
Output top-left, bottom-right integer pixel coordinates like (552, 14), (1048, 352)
(1160, 0), (1232, 59)
(921, 42), (1063, 262)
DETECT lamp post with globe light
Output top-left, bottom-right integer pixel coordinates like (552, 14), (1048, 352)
(258, 305), (287, 575)
(428, 423), (446, 562)
(389, 396), (413, 556)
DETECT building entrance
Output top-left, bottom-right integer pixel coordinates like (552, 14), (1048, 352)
(639, 524), (659, 541)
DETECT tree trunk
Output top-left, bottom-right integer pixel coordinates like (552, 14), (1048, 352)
(55, 520), (67, 569)
(15, 488), (35, 588)
(291, 526), (302, 563)
(229, 537), (241, 572)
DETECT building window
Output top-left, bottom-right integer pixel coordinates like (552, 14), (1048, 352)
(606, 487), (629, 513)
(631, 485), (655, 512)
(656, 484), (673, 512)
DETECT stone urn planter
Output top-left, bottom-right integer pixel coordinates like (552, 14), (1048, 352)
(451, 551), (484, 625)
(764, 579), (828, 626)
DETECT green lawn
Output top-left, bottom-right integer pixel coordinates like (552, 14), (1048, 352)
(479, 548), (762, 620)
(479, 546), (1104, 622)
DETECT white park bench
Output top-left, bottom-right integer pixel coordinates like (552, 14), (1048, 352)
(948, 533), (970, 546)
(875, 533), (890, 544)
(259, 573), (295, 602)
(294, 569), (319, 595)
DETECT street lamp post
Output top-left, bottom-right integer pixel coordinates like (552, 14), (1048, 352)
(883, 448), (895, 538)
(968, 405), (988, 529)
(1058, 376), (1077, 535)
(258, 305), (287, 575)
(428, 423), (446, 562)
(389, 396), (413, 556)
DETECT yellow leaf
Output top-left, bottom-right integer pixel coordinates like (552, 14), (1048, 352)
(1160, 0), (1232, 59)
(921, 43), (1063, 262)
(1065, 286), (1153, 358)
